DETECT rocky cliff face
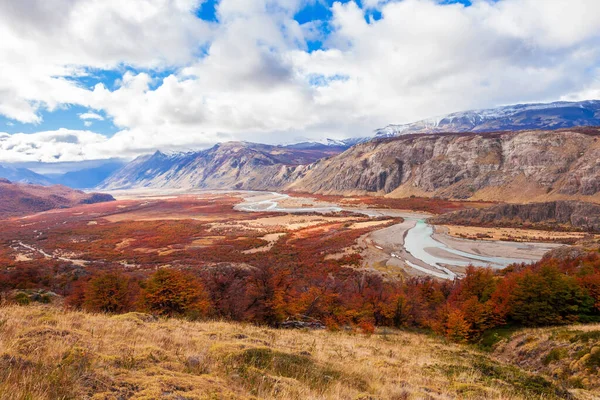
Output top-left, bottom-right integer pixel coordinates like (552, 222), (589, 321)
(290, 128), (600, 202)
(430, 201), (600, 232)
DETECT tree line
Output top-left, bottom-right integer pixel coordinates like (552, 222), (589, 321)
(18, 251), (592, 342)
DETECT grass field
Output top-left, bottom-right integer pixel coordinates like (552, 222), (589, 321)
(1, 304), (598, 399)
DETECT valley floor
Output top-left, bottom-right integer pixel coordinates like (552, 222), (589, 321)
(1, 190), (561, 284)
(0, 304), (598, 400)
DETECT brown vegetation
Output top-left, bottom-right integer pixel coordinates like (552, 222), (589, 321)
(1, 195), (599, 345)
(1, 193), (600, 398)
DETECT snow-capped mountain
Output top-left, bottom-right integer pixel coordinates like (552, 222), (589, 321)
(283, 137), (370, 150)
(97, 99), (600, 193)
(375, 100), (600, 137)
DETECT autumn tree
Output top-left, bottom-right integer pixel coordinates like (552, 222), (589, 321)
(444, 308), (470, 343)
(502, 265), (593, 326)
(448, 266), (499, 339)
(578, 272), (600, 314)
(141, 269), (211, 319)
(81, 272), (137, 313)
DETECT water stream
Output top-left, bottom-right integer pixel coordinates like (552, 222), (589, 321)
(403, 219), (528, 269)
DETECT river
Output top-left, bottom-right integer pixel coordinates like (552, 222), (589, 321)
(235, 191), (559, 280)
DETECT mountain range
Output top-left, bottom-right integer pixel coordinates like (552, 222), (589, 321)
(374, 100), (600, 137)
(99, 127), (600, 203)
(97, 142), (337, 191)
(0, 160), (124, 188)
(3, 100), (600, 203)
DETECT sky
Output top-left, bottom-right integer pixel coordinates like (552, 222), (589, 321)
(0, 0), (599, 163)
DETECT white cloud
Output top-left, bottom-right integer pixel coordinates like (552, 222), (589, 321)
(0, 129), (109, 162)
(0, 0), (599, 162)
(0, 0), (212, 123)
(79, 112), (104, 121)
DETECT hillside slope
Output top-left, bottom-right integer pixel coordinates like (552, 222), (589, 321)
(0, 305), (597, 399)
(290, 128), (600, 203)
(0, 179), (114, 217)
(494, 325), (600, 394)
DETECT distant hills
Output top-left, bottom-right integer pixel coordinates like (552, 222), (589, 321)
(0, 165), (53, 186)
(45, 161), (125, 189)
(375, 100), (600, 137)
(0, 160), (124, 189)
(0, 178), (114, 217)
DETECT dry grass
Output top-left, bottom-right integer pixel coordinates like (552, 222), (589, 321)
(441, 225), (597, 243)
(494, 324), (600, 394)
(0, 305), (592, 400)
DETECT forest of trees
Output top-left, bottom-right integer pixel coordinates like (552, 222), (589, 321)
(2, 249), (599, 343)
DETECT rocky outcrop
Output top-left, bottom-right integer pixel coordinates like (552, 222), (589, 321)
(290, 128), (600, 202)
(430, 201), (600, 232)
(541, 247), (588, 261)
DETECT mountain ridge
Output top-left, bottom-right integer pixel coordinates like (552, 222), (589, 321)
(97, 141), (337, 191)
(98, 127), (600, 204)
(289, 128), (600, 203)
(375, 100), (600, 137)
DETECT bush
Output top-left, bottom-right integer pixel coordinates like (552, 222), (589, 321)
(14, 292), (30, 306)
(358, 320), (375, 335)
(543, 348), (567, 365)
(445, 308), (470, 343)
